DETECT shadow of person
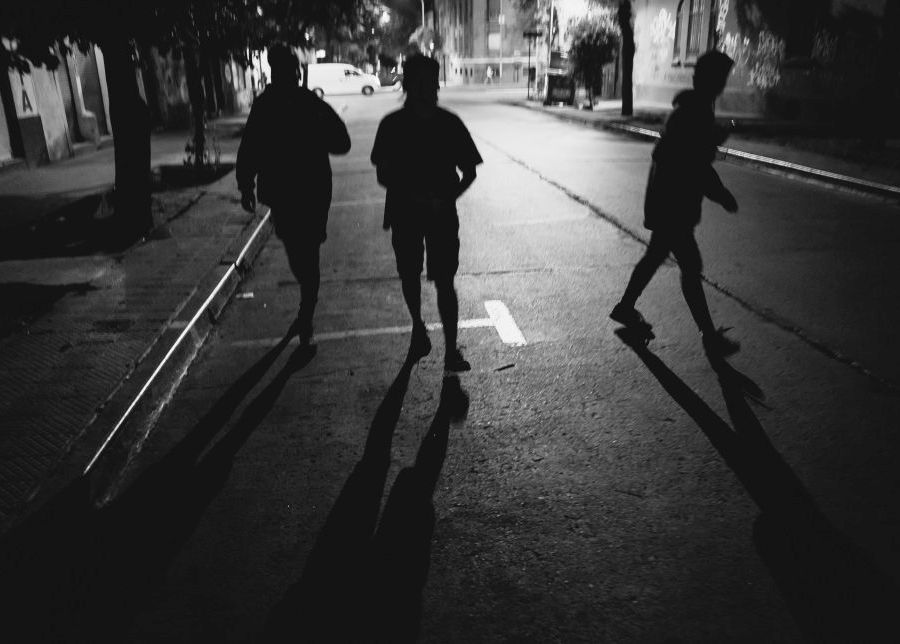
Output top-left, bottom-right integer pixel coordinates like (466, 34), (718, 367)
(615, 330), (900, 641)
(0, 323), (311, 641)
(264, 357), (417, 641)
(369, 374), (468, 643)
(264, 372), (468, 643)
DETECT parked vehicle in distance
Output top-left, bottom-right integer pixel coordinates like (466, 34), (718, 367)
(305, 63), (380, 98)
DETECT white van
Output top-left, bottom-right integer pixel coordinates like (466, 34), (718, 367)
(305, 63), (380, 98)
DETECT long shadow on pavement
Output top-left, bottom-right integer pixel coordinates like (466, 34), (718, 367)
(265, 364), (468, 642)
(616, 330), (900, 642)
(0, 323), (312, 641)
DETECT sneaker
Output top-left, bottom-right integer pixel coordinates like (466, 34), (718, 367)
(702, 327), (740, 357)
(409, 324), (431, 360)
(444, 347), (471, 373)
(610, 303), (651, 329)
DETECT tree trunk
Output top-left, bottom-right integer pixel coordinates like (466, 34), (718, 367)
(100, 36), (153, 242)
(619, 0), (635, 117)
(183, 43), (207, 168)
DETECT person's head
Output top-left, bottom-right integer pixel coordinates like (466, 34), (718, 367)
(402, 54), (439, 109)
(268, 43), (299, 87)
(693, 50), (734, 98)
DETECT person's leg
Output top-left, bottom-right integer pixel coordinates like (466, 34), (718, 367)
(611, 231), (671, 329)
(670, 232), (714, 334)
(434, 277), (458, 355)
(400, 275), (423, 326)
(283, 237), (320, 341)
(392, 223), (430, 357)
(672, 232), (739, 355)
(297, 242), (321, 340)
(426, 214), (468, 371)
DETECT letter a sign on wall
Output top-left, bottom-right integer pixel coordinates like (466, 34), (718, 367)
(8, 70), (39, 118)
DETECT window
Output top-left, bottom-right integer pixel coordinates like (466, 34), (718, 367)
(672, 0), (713, 64)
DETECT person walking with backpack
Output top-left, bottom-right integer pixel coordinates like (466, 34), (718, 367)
(237, 44), (351, 345)
(610, 50), (741, 357)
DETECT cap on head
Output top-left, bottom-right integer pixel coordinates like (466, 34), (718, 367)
(402, 54), (440, 93)
(268, 43), (299, 79)
(693, 50), (734, 92)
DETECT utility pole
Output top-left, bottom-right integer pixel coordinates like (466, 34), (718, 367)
(499, 0), (504, 81)
(545, 0), (556, 100)
(523, 30), (542, 99)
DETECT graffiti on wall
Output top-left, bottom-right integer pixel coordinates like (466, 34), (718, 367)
(721, 29), (785, 90)
(634, 8), (677, 81)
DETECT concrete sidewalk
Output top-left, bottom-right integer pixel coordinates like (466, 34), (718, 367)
(0, 118), (245, 231)
(0, 130), (270, 533)
(511, 99), (900, 200)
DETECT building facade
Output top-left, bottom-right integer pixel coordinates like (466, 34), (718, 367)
(633, 0), (898, 120)
(0, 43), (257, 169)
(1, 43), (112, 167)
(434, 0), (538, 85)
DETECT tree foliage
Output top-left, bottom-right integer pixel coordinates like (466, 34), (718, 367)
(567, 10), (619, 99)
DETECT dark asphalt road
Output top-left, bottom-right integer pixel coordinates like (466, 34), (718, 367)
(48, 90), (900, 641)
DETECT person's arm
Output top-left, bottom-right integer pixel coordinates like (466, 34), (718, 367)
(456, 165), (477, 199)
(236, 103), (261, 212)
(454, 117), (483, 200)
(704, 166), (738, 212)
(318, 99), (351, 155)
(370, 119), (393, 189)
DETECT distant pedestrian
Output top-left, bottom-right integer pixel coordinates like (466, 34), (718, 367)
(237, 44), (351, 345)
(485, 65), (494, 85)
(371, 54), (483, 371)
(610, 50), (741, 357)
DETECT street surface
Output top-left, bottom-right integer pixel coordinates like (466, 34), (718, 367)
(32, 89), (900, 641)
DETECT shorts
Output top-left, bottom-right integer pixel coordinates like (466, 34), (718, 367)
(391, 215), (460, 281)
(270, 201), (330, 244)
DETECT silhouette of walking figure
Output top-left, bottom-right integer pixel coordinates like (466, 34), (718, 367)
(237, 44), (351, 345)
(610, 50), (740, 357)
(371, 55), (483, 371)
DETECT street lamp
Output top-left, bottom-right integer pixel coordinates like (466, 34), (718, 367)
(420, 0), (425, 28)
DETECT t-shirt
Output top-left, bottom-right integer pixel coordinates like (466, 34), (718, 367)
(370, 105), (482, 226)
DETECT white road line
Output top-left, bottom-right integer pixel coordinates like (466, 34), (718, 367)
(230, 300), (527, 348)
(484, 300), (527, 346)
(330, 197), (386, 208)
(231, 318), (495, 349)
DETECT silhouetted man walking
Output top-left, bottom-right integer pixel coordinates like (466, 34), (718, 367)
(371, 55), (482, 371)
(610, 50), (740, 357)
(237, 44), (351, 345)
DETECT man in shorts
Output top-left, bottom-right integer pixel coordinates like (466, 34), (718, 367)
(371, 54), (483, 371)
(237, 44), (351, 345)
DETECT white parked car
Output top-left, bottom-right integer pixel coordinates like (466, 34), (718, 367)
(305, 63), (380, 98)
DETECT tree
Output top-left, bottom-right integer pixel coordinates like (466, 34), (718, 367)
(1, 0), (370, 242)
(617, 0), (634, 116)
(568, 11), (619, 108)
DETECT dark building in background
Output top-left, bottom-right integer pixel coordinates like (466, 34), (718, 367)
(634, 0), (899, 122)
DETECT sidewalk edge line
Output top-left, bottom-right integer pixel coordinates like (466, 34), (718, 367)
(508, 101), (900, 200)
(82, 208), (272, 474)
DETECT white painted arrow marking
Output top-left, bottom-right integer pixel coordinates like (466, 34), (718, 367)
(484, 300), (527, 346)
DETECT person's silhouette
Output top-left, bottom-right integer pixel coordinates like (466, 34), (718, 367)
(237, 44), (351, 345)
(610, 50), (741, 357)
(371, 55), (483, 371)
